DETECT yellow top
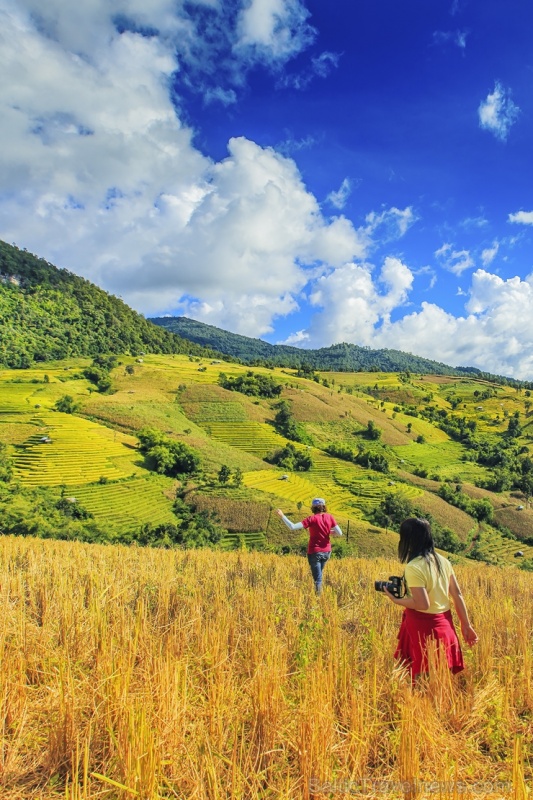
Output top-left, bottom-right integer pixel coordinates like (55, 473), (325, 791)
(404, 553), (454, 614)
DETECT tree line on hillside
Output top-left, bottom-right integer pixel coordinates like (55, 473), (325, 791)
(0, 241), (222, 368)
(153, 316), (471, 375)
(152, 316), (533, 388)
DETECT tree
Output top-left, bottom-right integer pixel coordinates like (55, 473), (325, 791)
(372, 492), (414, 530)
(432, 527), (464, 554)
(363, 420), (382, 440)
(55, 395), (79, 414)
(265, 443), (312, 471)
(232, 467), (243, 488)
(138, 427), (201, 478)
(135, 501), (226, 548)
(507, 412), (521, 438)
(273, 400), (309, 443)
(218, 464), (231, 484)
(0, 443), (13, 483)
(218, 371), (282, 398)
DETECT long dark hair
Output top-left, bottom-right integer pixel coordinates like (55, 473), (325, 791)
(312, 503), (327, 513)
(398, 517), (442, 575)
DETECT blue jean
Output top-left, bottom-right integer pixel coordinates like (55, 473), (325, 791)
(307, 551), (331, 594)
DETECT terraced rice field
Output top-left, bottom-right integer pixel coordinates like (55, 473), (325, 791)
(474, 527), (533, 565)
(220, 530), (267, 549)
(0, 384), (42, 413)
(242, 469), (363, 518)
(138, 355), (293, 387)
(391, 440), (489, 481)
(332, 468), (423, 512)
(186, 401), (249, 423)
(69, 476), (177, 531)
(13, 412), (140, 486)
(199, 421), (289, 457)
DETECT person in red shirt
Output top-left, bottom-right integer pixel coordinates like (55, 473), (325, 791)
(276, 498), (343, 594)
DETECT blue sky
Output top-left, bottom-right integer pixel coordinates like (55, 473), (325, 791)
(1, 0), (533, 377)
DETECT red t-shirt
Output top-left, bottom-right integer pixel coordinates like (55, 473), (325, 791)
(303, 512), (337, 554)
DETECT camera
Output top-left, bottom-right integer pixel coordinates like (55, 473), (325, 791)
(374, 575), (405, 598)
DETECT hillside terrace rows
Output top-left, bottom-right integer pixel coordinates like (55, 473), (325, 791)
(13, 413), (139, 486)
(242, 470), (364, 519)
(69, 477), (177, 531)
(0, 384), (40, 412)
(198, 419), (366, 478)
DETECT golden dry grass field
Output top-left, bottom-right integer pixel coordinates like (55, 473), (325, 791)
(0, 536), (531, 800)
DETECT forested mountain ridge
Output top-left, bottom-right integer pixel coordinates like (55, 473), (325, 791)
(0, 241), (216, 367)
(152, 315), (478, 376)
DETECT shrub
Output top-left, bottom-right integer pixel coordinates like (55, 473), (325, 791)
(218, 371), (282, 398)
(54, 395), (80, 414)
(138, 427), (201, 477)
(265, 443), (312, 471)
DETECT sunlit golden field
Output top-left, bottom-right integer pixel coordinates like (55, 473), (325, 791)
(0, 537), (531, 799)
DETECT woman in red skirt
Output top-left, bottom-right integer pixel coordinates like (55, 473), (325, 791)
(383, 517), (478, 682)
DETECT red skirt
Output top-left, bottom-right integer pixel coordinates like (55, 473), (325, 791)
(394, 608), (464, 681)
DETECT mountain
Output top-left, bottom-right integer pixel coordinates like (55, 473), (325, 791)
(151, 315), (478, 376)
(0, 241), (216, 367)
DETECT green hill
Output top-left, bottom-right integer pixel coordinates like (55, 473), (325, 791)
(0, 241), (217, 367)
(1, 351), (533, 566)
(151, 315), (480, 376)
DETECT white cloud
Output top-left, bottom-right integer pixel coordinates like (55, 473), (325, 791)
(204, 87), (238, 106)
(5, 0), (533, 379)
(326, 178), (352, 210)
(0, 0), (370, 337)
(478, 81), (520, 142)
(435, 243), (475, 275)
(235, 0), (315, 63)
(298, 267), (533, 379)
(365, 206), (417, 239)
(278, 49), (341, 90)
(432, 30), (468, 50)
(481, 242), (499, 267)
(277, 329), (309, 346)
(459, 215), (488, 229)
(304, 256), (414, 347)
(509, 210), (533, 225)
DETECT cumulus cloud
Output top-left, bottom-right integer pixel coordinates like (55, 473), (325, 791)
(300, 267), (533, 379)
(303, 256), (414, 347)
(235, 0), (315, 62)
(0, 0), (371, 337)
(435, 243), (475, 275)
(277, 329), (309, 346)
(478, 81), (520, 142)
(4, 0), (533, 379)
(509, 210), (533, 225)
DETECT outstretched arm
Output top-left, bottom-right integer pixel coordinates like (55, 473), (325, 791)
(276, 509), (304, 531)
(449, 573), (479, 646)
(331, 524), (343, 537)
